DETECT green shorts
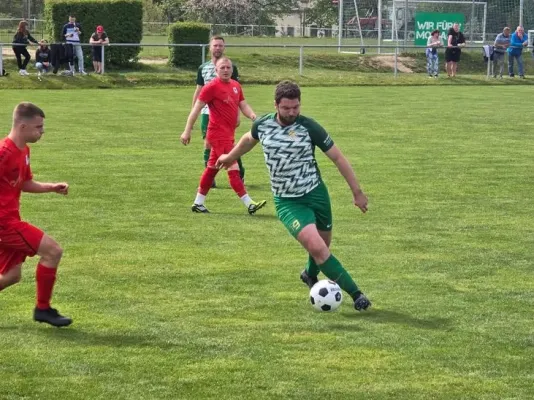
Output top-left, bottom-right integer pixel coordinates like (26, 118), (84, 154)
(274, 182), (332, 238)
(200, 114), (209, 139)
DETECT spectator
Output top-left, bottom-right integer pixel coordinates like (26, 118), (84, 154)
(426, 29), (443, 78)
(445, 23), (466, 78)
(89, 25), (109, 74)
(35, 40), (51, 77)
(507, 26), (528, 78)
(12, 20), (38, 76)
(493, 27), (511, 79)
(62, 14), (87, 75)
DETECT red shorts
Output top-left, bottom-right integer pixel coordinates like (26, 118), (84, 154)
(207, 141), (237, 169)
(0, 219), (44, 274)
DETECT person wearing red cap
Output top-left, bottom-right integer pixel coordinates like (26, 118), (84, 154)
(89, 25), (109, 74)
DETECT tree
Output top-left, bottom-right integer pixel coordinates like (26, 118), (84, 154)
(303, 0), (338, 28)
(154, 0), (186, 23)
(183, 0), (299, 25)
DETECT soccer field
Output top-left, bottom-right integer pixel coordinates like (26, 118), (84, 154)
(1, 87), (533, 399)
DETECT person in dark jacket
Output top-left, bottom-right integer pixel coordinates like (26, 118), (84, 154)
(35, 40), (51, 76)
(12, 20), (39, 76)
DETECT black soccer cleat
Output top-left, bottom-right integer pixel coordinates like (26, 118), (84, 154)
(33, 307), (73, 327)
(192, 204), (210, 213)
(300, 269), (318, 289)
(353, 293), (372, 311)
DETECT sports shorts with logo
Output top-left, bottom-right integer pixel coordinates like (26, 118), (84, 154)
(274, 181), (332, 238)
(0, 219), (44, 274)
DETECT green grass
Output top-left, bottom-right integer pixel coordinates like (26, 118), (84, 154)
(0, 86), (533, 399)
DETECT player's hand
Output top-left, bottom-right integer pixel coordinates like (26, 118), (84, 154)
(180, 132), (191, 145)
(250, 113), (257, 121)
(53, 182), (69, 195)
(353, 190), (368, 213)
(216, 154), (233, 170)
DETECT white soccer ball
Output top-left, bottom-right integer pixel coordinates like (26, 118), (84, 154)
(309, 280), (343, 312)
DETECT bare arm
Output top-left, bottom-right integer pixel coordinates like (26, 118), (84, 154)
(239, 100), (256, 121)
(89, 36), (98, 44)
(21, 180), (69, 195)
(216, 132), (258, 169)
(324, 145), (368, 212)
(180, 100), (206, 145)
(192, 85), (203, 108)
(448, 35), (453, 47)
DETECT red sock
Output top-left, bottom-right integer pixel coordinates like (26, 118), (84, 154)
(199, 167), (219, 195)
(228, 170), (247, 197)
(36, 263), (57, 310)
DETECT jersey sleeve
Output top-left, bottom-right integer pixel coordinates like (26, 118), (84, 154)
(232, 65), (240, 82)
(305, 118), (334, 152)
(196, 66), (205, 86)
(238, 85), (244, 102)
(198, 83), (213, 104)
(250, 118), (261, 140)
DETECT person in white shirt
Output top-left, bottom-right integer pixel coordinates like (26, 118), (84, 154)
(426, 29), (443, 78)
(62, 15), (87, 75)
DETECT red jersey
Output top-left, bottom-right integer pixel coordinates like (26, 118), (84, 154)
(199, 77), (244, 142)
(0, 137), (33, 221)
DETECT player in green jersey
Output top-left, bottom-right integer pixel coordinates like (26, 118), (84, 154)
(216, 81), (371, 311)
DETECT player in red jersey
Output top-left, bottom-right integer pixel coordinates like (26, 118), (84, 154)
(0, 102), (72, 327)
(180, 57), (266, 214)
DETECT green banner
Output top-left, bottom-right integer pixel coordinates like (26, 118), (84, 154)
(414, 12), (465, 46)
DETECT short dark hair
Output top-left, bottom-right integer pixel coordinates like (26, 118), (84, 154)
(275, 81), (301, 104)
(13, 102), (45, 122)
(210, 36), (225, 43)
(431, 29), (440, 36)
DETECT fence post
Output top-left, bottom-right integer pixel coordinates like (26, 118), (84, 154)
(0, 44), (3, 76)
(394, 46), (398, 78)
(101, 45), (105, 75)
(299, 46), (304, 76)
(202, 44), (206, 64)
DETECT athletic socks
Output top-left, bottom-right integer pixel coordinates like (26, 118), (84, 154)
(36, 263), (57, 310)
(318, 254), (361, 300)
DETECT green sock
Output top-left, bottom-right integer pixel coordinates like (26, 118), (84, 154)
(237, 157), (245, 180)
(318, 254), (360, 299)
(203, 148), (210, 167)
(306, 255), (320, 278)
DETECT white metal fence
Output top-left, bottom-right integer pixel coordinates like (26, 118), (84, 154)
(3, 42), (533, 79)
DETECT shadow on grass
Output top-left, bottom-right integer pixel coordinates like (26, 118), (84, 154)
(342, 309), (451, 330)
(0, 325), (180, 349)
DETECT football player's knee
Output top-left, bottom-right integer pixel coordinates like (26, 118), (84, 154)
(307, 238), (330, 264)
(45, 242), (63, 263)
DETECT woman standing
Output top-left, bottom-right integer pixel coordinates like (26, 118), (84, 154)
(12, 20), (39, 76)
(445, 23), (466, 77)
(426, 29), (443, 78)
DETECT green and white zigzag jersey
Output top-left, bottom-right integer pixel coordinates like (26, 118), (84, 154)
(251, 113), (334, 198)
(196, 61), (239, 115)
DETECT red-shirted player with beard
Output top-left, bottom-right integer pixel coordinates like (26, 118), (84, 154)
(181, 57), (266, 215)
(0, 102), (72, 327)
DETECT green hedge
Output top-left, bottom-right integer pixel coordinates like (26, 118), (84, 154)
(44, 0), (142, 66)
(168, 22), (210, 68)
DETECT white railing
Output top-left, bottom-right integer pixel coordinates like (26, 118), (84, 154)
(1, 42), (530, 79)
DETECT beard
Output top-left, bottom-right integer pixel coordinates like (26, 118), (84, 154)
(278, 114), (298, 126)
(212, 50), (223, 59)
